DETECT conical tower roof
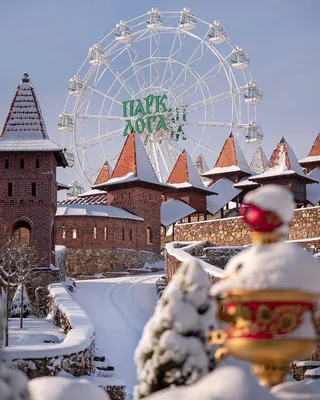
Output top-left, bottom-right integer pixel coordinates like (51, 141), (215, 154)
(94, 160), (113, 185)
(93, 131), (164, 190)
(167, 150), (203, 186)
(0, 73), (66, 166)
(299, 132), (320, 169)
(250, 137), (317, 183)
(250, 146), (268, 174)
(202, 133), (252, 179)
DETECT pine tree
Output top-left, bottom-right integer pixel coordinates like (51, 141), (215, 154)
(134, 259), (216, 399)
(9, 285), (30, 319)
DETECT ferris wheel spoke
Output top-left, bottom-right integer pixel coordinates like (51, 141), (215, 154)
(126, 46), (146, 96)
(182, 120), (247, 129)
(156, 141), (170, 174)
(186, 137), (219, 156)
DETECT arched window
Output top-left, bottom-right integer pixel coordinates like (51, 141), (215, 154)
(129, 228), (133, 242)
(146, 227), (153, 244)
(93, 225), (97, 239)
(104, 226), (108, 240)
(122, 227), (125, 241)
(62, 225), (66, 239)
(72, 227), (77, 239)
(12, 220), (32, 246)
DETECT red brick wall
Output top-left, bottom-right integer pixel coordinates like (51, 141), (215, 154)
(164, 191), (207, 213)
(55, 216), (142, 251)
(107, 187), (162, 253)
(0, 152), (58, 267)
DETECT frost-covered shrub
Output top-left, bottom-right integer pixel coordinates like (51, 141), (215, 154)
(10, 285), (30, 318)
(134, 259), (216, 399)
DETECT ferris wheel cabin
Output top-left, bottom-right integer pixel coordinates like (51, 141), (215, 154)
(179, 8), (196, 30)
(69, 76), (84, 96)
(115, 21), (132, 43)
(208, 21), (226, 44)
(58, 113), (74, 132)
(146, 8), (163, 29)
(244, 121), (263, 144)
(64, 151), (75, 168)
(88, 44), (105, 65)
(244, 81), (262, 104)
(67, 182), (85, 198)
(231, 46), (249, 69)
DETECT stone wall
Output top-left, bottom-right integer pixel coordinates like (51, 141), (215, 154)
(202, 246), (244, 269)
(66, 247), (162, 278)
(165, 242), (224, 283)
(174, 206), (320, 246)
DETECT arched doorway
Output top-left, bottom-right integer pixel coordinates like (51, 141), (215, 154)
(12, 220), (32, 246)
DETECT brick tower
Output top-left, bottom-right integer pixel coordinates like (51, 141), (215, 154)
(93, 131), (164, 253)
(0, 73), (67, 267)
(164, 150), (214, 219)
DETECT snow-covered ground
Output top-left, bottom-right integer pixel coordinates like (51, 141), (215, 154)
(72, 273), (160, 399)
(8, 317), (65, 347)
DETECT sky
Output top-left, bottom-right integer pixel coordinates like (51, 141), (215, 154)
(0, 0), (319, 184)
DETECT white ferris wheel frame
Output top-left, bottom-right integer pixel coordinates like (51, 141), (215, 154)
(61, 10), (259, 186)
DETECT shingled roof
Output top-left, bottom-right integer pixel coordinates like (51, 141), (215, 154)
(0, 73), (67, 166)
(166, 150), (213, 194)
(93, 131), (165, 190)
(250, 146), (268, 174)
(95, 160), (113, 185)
(249, 137), (317, 184)
(299, 132), (320, 170)
(202, 133), (252, 180)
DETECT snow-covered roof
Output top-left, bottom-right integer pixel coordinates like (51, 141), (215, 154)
(167, 150), (205, 188)
(202, 133), (252, 178)
(0, 74), (65, 157)
(93, 132), (164, 189)
(206, 178), (241, 215)
(161, 199), (196, 226)
(307, 168), (320, 205)
(94, 159), (113, 185)
(300, 132), (320, 166)
(56, 204), (143, 221)
(78, 189), (108, 197)
(250, 146), (268, 174)
(249, 137), (316, 183)
(233, 177), (259, 189)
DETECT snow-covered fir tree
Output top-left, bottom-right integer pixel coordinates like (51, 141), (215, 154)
(134, 259), (216, 399)
(9, 284), (30, 318)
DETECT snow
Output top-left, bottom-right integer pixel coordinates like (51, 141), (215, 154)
(161, 199), (196, 227)
(10, 284), (30, 318)
(72, 274), (160, 399)
(2, 283), (94, 361)
(305, 367), (320, 377)
(8, 317), (65, 347)
(233, 136), (254, 174)
(250, 146), (268, 174)
(185, 151), (205, 187)
(146, 365), (276, 400)
(234, 177), (259, 188)
(165, 242), (225, 279)
(206, 178), (240, 215)
(250, 139), (311, 181)
(135, 259), (215, 399)
(300, 155), (320, 164)
(56, 203), (143, 221)
(210, 241), (320, 338)
(0, 132), (63, 152)
(78, 189), (108, 197)
(271, 378), (320, 399)
(203, 164), (245, 176)
(307, 168), (320, 204)
(134, 132), (159, 184)
(28, 376), (109, 400)
(293, 360), (320, 367)
(243, 184), (295, 224)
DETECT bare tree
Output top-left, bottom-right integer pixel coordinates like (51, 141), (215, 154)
(0, 235), (38, 345)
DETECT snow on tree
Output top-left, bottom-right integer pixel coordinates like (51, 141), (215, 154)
(10, 284), (30, 318)
(134, 259), (217, 399)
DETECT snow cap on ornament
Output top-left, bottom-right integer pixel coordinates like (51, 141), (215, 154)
(240, 185), (295, 240)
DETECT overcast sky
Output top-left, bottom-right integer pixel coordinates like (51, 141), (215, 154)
(0, 0), (319, 181)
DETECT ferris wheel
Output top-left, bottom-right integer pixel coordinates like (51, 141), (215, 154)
(59, 8), (263, 189)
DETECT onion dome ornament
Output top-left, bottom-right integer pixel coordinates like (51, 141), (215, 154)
(207, 185), (320, 387)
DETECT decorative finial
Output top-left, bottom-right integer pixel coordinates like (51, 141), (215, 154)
(22, 73), (30, 83)
(228, 132), (233, 138)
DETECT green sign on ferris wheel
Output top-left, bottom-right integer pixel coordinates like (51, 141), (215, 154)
(122, 94), (187, 139)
